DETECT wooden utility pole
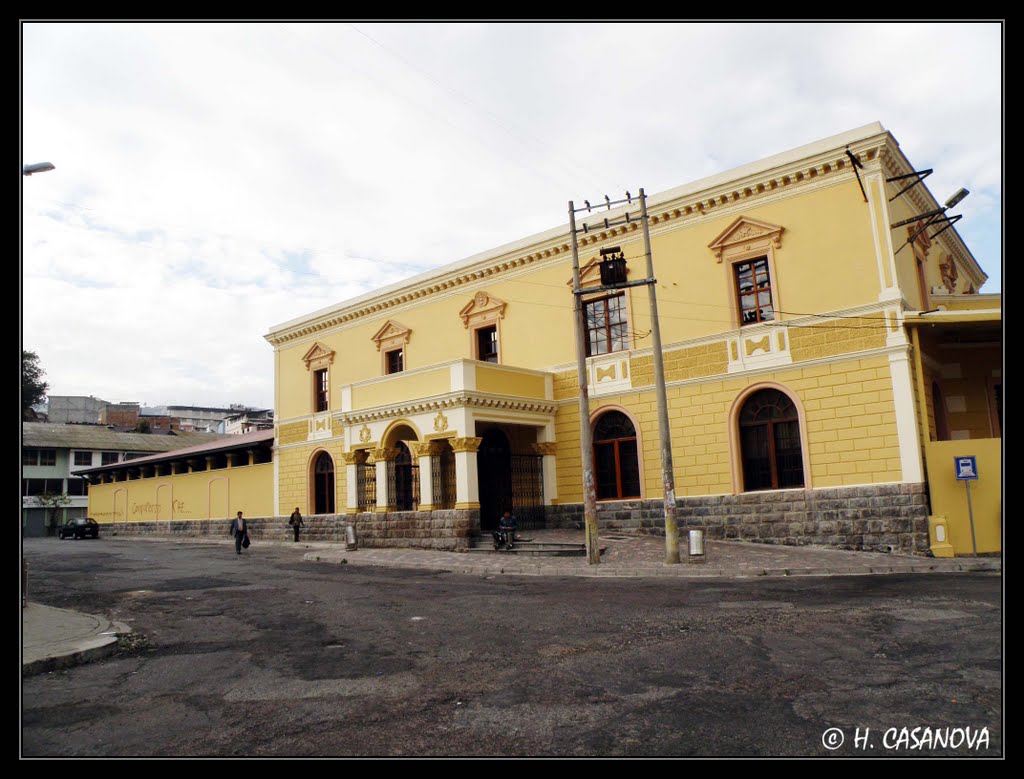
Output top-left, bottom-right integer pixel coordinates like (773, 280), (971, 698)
(568, 201), (601, 564)
(568, 190), (680, 564)
(639, 189), (680, 563)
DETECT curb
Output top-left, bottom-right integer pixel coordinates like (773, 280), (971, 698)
(301, 552), (1001, 580)
(22, 619), (132, 677)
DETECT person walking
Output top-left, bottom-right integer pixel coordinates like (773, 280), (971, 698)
(230, 511), (250, 555)
(289, 507), (304, 543)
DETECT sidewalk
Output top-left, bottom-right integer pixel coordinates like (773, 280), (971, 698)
(22, 603), (131, 676)
(23, 531), (1000, 676)
(299, 528), (1002, 579)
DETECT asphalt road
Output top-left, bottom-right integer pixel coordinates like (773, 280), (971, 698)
(21, 538), (1003, 758)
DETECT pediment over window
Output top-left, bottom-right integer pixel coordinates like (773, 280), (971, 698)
(708, 217), (785, 263)
(302, 342), (335, 371)
(459, 291), (507, 329)
(565, 256), (633, 288)
(371, 320), (412, 352)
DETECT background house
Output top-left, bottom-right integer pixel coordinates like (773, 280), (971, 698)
(22, 423), (225, 537)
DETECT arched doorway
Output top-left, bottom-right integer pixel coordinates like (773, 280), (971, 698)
(738, 388), (804, 491)
(393, 441), (418, 511)
(383, 423), (420, 512)
(477, 428), (512, 530)
(313, 451), (335, 514)
(593, 410), (641, 500)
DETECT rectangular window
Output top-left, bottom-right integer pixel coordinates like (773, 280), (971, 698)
(386, 348), (404, 375)
(585, 294), (628, 357)
(314, 368), (329, 412)
(22, 478), (64, 496)
(735, 257), (774, 325)
(22, 449), (38, 466)
(74, 452), (92, 466)
(476, 325), (499, 363)
(101, 452), (120, 465)
(38, 449), (56, 466)
(66, 479), (88, 496)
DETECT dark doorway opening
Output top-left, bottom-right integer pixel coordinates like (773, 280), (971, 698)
(313, 451), (335, 514)
(477, 428), (512, 530)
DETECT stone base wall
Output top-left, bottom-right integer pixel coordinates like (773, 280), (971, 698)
(546, 483), (930, 554)
(353, 509), (478, 550)
(101, 509), (480, 551)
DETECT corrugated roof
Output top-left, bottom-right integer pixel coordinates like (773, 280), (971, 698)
(78, 428), (275, 474)
(22, 423), (227, 452)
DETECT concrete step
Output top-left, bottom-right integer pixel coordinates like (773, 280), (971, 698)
(468, 536), (597, 557)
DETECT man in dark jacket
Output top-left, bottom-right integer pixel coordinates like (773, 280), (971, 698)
(289, 508), (304, 543)
(230, 511), (249, 555)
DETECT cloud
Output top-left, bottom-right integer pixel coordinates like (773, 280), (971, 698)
(21, 21), (1003, 409)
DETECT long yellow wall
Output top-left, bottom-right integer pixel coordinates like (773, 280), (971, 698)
(277, 440), (347, 516)
(925, 439), (1001, 554)
(554, 354), (901, 503)
(88, 463), (274, 523)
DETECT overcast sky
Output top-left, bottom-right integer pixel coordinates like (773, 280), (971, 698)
(21, 21), (1003, 411)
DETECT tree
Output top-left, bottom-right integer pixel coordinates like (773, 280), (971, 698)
(34, 491), (71, 534)
(136, 419), (151, 434)
(22, 350), (48, 418)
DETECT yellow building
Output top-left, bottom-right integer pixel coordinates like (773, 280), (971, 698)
(87, 123), (999, 557)
(264, 122), (1000, 555)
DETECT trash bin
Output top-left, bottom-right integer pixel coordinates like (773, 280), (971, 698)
(345, 525), (358, 551)
(687, 529), (706, 563)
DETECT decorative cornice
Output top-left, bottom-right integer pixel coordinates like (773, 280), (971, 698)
(265, 134), (891, 347)
(371, 320), (412, 352)
(450, 437), (483, 454)
(301, 342), (335, 371)
(369, 447), (399, 463)
(458, 291), (507, 329)
(338, 392), (558, 426)
(708, 216), (785, 263)
(407, 441), (443, 457)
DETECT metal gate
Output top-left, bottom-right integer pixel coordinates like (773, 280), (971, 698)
(510, 454), (545, 526)
(356, 462), (375, 511)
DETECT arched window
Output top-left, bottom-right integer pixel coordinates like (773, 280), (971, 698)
(593, 411), (641, 500)
(739, 389), (804, 491)
(313, 451), (335, 514)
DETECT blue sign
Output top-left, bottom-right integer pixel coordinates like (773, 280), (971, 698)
(955, 456), (978, 481)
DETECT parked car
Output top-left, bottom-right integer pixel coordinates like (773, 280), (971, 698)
(59, 517), (100, 540)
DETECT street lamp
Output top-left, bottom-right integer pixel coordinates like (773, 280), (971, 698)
(23, 162), (55, 176)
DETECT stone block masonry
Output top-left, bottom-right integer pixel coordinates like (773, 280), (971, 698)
(546, 483), (930, 554)
(102, 509), (480, 551)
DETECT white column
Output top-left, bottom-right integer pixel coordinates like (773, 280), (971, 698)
(889, 349), (925, 483)
(341, 452), (361, 512)
(409, 442), (437, 511)
(372, 448), (397, 512)
(533, 442), (559, 505)
(450, 437), (482, 510)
